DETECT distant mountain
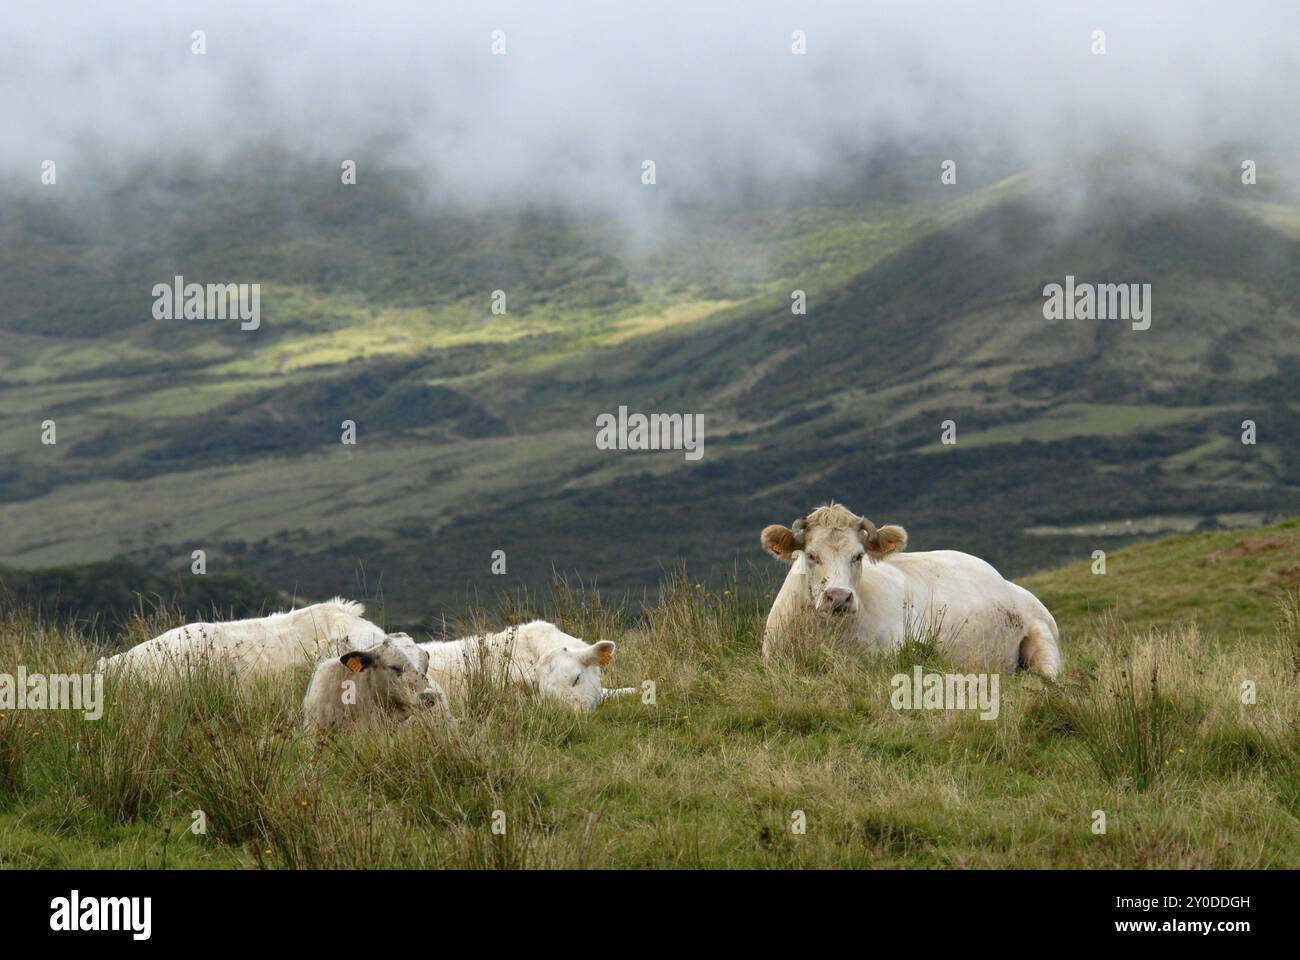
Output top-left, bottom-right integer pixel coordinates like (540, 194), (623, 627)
(0, 156), (1296, 629)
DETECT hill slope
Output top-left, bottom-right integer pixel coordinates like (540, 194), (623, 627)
(0, 160), (1297, 626)
(1022, 518), (1300, 638)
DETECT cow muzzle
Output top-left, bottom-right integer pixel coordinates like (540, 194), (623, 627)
(818, 588), (856, 615)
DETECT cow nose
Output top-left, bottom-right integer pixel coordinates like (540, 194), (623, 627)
(822, 588), (854, 613)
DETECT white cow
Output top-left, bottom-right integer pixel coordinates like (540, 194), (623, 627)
(760, 504), (1062, 676)
(98, 597), (387, 680)
(419, 620), (636, 710)
(302, 634), (450, 731)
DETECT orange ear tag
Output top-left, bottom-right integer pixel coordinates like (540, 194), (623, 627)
(345, 657), (364, 673)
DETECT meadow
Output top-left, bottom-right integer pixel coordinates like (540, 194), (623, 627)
(0, 522), (1296, 869)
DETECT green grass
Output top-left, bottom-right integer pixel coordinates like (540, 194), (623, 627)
(1, 525), (1296, 869)
(1023, 518), (1300, 637)
(914, 403), (1230, 452)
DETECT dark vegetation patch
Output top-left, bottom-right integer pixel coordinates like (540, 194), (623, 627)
(0, 560), (284, 636)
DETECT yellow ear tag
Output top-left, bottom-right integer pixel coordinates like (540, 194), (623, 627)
(345, 657), (364, 673)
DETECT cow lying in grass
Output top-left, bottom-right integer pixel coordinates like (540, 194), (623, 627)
(302, 633), (450, 731)
(761, 503), (1062, 676)
(98, 598), (385, 679)
(420, 620), (636, 710)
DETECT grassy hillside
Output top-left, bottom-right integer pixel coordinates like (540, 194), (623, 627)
(0, 524), (1296, 869)
(1024, 518), (1300, 638)
(0, 157), (1297, 625)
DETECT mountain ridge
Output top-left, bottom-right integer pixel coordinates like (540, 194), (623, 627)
(1, 162), (1295, 624)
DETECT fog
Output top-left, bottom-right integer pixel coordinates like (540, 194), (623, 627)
(4, 0), (1298, 216)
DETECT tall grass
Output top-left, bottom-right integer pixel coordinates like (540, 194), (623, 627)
(1061, 656), (1204, 790)
(1, 573), (1296, 868)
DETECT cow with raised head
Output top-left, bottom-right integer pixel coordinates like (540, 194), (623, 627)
(760, 503), (1062, 676)
(302, 633), (450, 731)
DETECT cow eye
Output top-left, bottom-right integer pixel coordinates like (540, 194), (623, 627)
(390, 665), (403, 674)
(808, 553), (821, 564)
(852, 553), (865, 563)
(571, 674), (581, 687)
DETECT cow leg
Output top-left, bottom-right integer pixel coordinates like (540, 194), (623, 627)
(1017, 624), (1062, 678)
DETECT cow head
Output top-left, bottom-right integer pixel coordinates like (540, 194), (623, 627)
(534, 634), (630, 710)
(761, 504), (907, 615)
(339, 634), (445, 718)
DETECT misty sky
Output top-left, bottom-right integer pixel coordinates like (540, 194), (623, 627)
(3, 1), (1298, 213)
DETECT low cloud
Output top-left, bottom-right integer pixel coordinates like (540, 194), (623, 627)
(4, 0), (1297, 218)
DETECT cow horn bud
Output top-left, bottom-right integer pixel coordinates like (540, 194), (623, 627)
(858, 517), (877, 547)
(791, 518), (807, 546)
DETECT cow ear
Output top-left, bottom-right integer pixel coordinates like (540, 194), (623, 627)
(876, 525), (907, 556)
(860, 520), (907, 560)
(582, 640), (615, 667)
(761, 525), (800, 562)
(340, 649), (378, 673)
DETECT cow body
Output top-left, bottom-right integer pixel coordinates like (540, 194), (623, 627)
(761, 504), (1061, 676)
(419, 620), (635, 710)
(99, 598), (386, 679)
